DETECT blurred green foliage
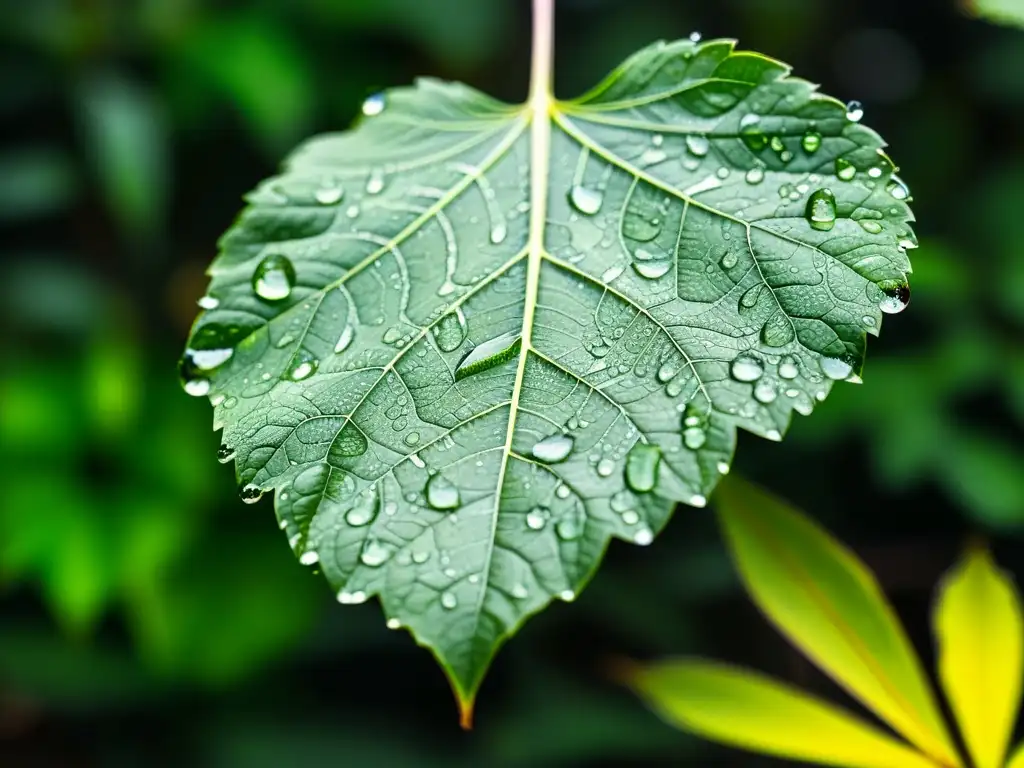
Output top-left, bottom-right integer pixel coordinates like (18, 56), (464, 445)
(1, 0), (1022, 765)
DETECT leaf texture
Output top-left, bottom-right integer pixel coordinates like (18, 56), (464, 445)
(180, 39), (916, 710)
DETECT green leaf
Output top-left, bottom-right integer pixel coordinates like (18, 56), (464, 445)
(1008, 742), (1024, 768)
(182, 37), (915, 715)
(963, 0), (1024, 28)
(714, 477), (961, 766)
(933, 546), (1024, 768)
(621, 658), (937, 768)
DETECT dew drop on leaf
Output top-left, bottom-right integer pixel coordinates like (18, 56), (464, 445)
(184, 377), (210, 397)
(878, 279), (911, 314)
(239, 483), (264, 504)
(334, 324), (354, 354)
(731, 355), (764, 382)
(801, 131), (822, 153)
(433, 307), (467, 352)
(685, 134), (709, 157)
(441, 591), (458, 610)
(568, 185), (603, 215)
(760, 313), (795, 347)
(526, 506), (550, 530)
(300, 550), (319, 566)
(634, 526), (654, 546)
(345, 490), (379, 527)
(531, 434), (574, 463)
(216, 444), (235, 463)
(806, 188), (837, 231)
(426, 473), (460, 510)
(360, 536), (393, 567)
(337, 590), (367, 604)
(845, 100), (864, 122)
(252, 254), (296, 302)
(778, 356), (799, 379)
(362, 92), (386, 116)
(197, 295), (219, 310)
(820, 355), (855, 380)
(835, 157), (856, 180)
(625, 443), (661, 493)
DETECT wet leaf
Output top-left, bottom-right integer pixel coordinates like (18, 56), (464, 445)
(183, 37), (915, 714)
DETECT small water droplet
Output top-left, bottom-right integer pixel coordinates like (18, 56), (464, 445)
(556, 484), (571, 499)
(239, 483), (264, 504)
(625, 443), (661, 493)
(490, 221), (507, 244)
(634, 526), (654, 546)
(560, 590), (576, 602)
(252, 254), (296, 302)
(778, 356), (799, 379)
(315, 184), (344, 205)
(731, 355), (764, 382)
(859, 220), (883, 234)
(426, 473), (460, 510)
(720, 250), (738, 269)
(596, 458), (615, 477)
(569, 185), (603, 215)
(802, 131), (822, 153)
(685, 134), (710, 157)
(441, 591), (458, 610)
(690, 494), (707, 507)
(345, 491), (379, 527)
(632, 261), (671, 280)
(217, 444), (235, 463)
(760, 314), (795, 348)
(717, 461), (730, 474)
(845, 100), (864, 122)
(184, 377), (210, 397)
(531, 434), (574, 463)
(640, 148), (667, 165)
(526, 506), (550, 530)
(362, 92), (386, 116)
(366, 169), (385, 195)
(337, 589), (367, 604)
(290, 359), (317, 381)
(754, 379), (778, 404)
(386, 618), (401, 630)
(512, 583), (529, 599)
(835, 158), (856, 181)
(433, 308), (467, 352)
(745, 166), (765, 184)
(299, 550), (319, 566)
(601, 265), (624, 283)
(689, 30), (702, 42)
(886, 178), (910, 200)
(197, 295), (219, 310)
(334, 325), (354, 353)
(683, 426), (706, 450)
(621, 509), (640, 525)
(805, 188), (837, 231)
(820, 355), (855, 380)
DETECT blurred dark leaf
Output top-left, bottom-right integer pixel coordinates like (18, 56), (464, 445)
(940, 434), (1024, 529)
(0, 147), (76, 222)
(0, 256), (108, 334)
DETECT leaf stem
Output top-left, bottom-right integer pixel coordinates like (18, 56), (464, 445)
(530, 0), (555, 104)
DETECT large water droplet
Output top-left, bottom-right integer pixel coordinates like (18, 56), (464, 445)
(526, 506), (550, 530)
(596, 457), (615, 477)
(186, 347), (234, 371)
(360, 536), (393, 567)
(754, 379), (778, 404)
(217, 444), (235, 463)
(805, 188), (837, 231)
(433, 308), (467, 352)
(531, 433), (574, 463)
(625, 443), (661, 493)
(362, 92), (386, 116)
(426, 473), (460, 510)
(801, 131), (822, 153)
(778, 356), (799, 379)
(569, 185), (603, 215)
(886, 177), (910, 200)
(820, 355), (855, 380)
(878, 279), (911, 314)
(835, 157), (856, 181)
(239, 483), (264, 504)
(345, 490), (379, 527)
(633, 261), (671, 280)
(738, 284), (763, 312)
(760, 313), (795, 347)
(252, 254), (296, 302)
(845, 100), (864, 122)
(720, 250), (738, 269)
(685, 134), (710, 157)
(731, 355), (764, 382)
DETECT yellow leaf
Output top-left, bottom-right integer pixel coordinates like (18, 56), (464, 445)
(714, 477), (961, 767)
(621, 658), (937, 768)
(933, 546), (1024, 768)
(1005, 741), (1024, 768)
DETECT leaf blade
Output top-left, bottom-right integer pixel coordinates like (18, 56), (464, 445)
(622, 658), (938, 768)
(714, 477), (960, 766)
(933, 545), (1024, 768)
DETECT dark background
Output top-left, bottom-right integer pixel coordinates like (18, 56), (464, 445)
(2, 0), (1023, 765)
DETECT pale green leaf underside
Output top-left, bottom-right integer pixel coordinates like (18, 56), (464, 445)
(182, 39), (915, 704)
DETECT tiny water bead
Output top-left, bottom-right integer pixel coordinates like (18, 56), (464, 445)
(745, 166), (765, 185)
(252, 254), (296, 302)
(239, 483), (264, 504)
(531, 433), (574, 463)
(216, 444), (235, 463)
(801, 131), (822, 153)
(689, 30), (702, 42)
(683, 426), (706, 450)
(568, 185), (603, 215)
(441, 591), (458, 610)
(386, 618), (401, 630)
(197, 295), (219, 310)
(337, 590), (367, 604)
(778, 356), (799, 379)
(878, 279), (911, 314)
(805, 188), (837, 231)
(362, 92), (386, 116)
(625, 443), (661, 494)
(731, 355), (764, 382)
(345, 492), (379, 526)
(426, 473), (460, 510)
(299, 550), (319, 566)
(845, 100), (864, 122)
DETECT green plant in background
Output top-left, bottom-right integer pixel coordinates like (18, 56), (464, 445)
(180, 0), (917, 723)
(963, 0), (1024, 28)
(622, 477), (1024, 768)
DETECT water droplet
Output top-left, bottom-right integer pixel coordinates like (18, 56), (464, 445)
(640, 148), (667, 165)
(739, 284), (763, 312)
(197, 295), (219, 310)
(720, 250), (738, 269)
(683, 426), (706, 450)
(239, 483), (264, 504)
(217, 444), (235, 463)
(556, 506), (585, 540)
(569, 185), (603, 215)
(412, 549), (430, 564)
(820, 355), (855, 380)
(362, 92), (386, 116)
(183, 377), (210, 397)
(621, 510), (640, 525)
(778, 356), (799, 379)
(596, 458), (615, 477)
(426, 473), (460, 510)
(657, 360), (680, 383)
(634, 526), (654, 546)
(366, 169), (385, 195)
(731, 355), (764, 382)
(512, 583), (529, 599)
(298, 550), (319, 566)
(360, 537), (393, 567)
(878, 279), (911, 314)
(859, 220), (883, 234)
(690, 494), (708, 507)
(845, 100), (864, 122)
(404, 432), (421, 446)
(754, 379), (778, 404)
(689, 30), (702, 42)
(531, 434), (574, 463)
(601, 265), (624, 283)
(835, 158), (856, 181)
(252, 254), (296, 302)
(717, 461), (730, 474)
(760, 313), (795, 347)
(315, 184), (344, 205)
(290, 359), (317, 381)
(337, 589), (367, 604)
(345, 491), (379, 527)
(187, 347), (234, 372)
(633, 261), (671, 280)
(886, 178), (910, 200)
(805, 188), (837, 231)
(625, 443), (661, 493)
(526, 506), (550, 530)
(330, 324), (354, 354)
(556, 484), (571, 499)
(490, 221), (507, 244)
(868, 166), (883, 179)
(433, 308), (467, 352)
(745, 166), (765, 184)
(441, 591), (458, 610)
(560, 590), (576, 602)
(386, 618), (401, 630)
(685, 134), (710, 157)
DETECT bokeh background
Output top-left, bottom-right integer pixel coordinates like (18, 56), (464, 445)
(2, 0), (1023, 765)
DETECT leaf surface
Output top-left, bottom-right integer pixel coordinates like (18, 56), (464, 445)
(181, 38), (915, 713)
(714, 477), (960, 766)
(622, 658), (937, 768)
(933, 546), (1024, 768)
